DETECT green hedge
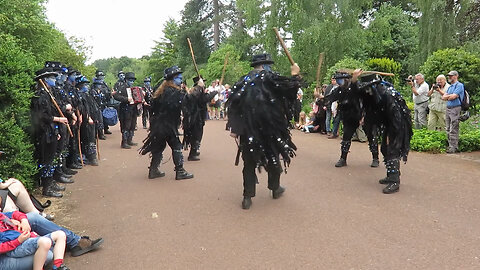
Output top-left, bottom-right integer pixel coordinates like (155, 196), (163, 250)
(0, 34), (38, 189)
(410, 114), (480, 153)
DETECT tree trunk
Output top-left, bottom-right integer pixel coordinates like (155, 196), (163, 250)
(213, 0), (220, 50)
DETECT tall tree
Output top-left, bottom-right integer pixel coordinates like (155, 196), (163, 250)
(365, 3), (418, 76)
(148, 19), (180, 83)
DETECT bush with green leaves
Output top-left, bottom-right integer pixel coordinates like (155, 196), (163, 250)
(410, 114), (480, 153)
(201, 44), (250, 85)
(365, 57), (402, 87)
(420, 48), (480, 111)
(323, 57), (368, 84)
(410, 129), (448, 153)
(0, 34), (38, 189)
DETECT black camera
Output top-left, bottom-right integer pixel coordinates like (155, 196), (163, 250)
(433, 83), (441, 89)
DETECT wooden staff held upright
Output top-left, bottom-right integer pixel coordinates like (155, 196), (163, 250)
(77, 127), (84, 167)
(39, 79), (73, 137)
(315, 52), (325, 89)
(273, 27), (295, 66)
(187, 38), (201, 78)
(219, 53), (229, 86)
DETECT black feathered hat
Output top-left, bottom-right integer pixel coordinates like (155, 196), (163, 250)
(44, 61), (63, 72)
(75, 75), (90, 85)
(95, 70), (105, 77)
(250, 53), (274, 67)
(125, 72), (136, 81)
(359, 73), (381, 83)
(333, 71), (352, 79)
(66, 66), (76, 75)
(164, 66), (182, 80)
(34, 67), (58, 80)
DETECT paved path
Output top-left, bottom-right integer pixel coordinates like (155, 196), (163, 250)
(58, 119), (480, 269)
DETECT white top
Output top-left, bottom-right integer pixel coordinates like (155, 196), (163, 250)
(413, 82), (430, 104)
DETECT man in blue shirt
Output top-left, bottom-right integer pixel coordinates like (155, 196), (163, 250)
(442, 70), (464, 153)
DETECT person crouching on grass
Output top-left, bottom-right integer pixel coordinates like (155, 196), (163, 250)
(0, 197), (69, 270)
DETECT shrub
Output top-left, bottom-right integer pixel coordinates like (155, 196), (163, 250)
(0, 34), (38, 189)
(410, 128), (448, 153)
(302, 103), (312, 115)
(410, 114), (480, 153)
(458, 114), (480, 152)
(365, 57), (402, 87)
(323, 57), (368, 84)
(420, 48), (480, 112)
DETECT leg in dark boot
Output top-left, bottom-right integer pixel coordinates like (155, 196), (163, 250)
(173, 149), (193, 180)
(42, 178), (63, 198)
(369, 140), (379, 167)
(242, 196), (252, 209)
(187, 142), (200, 161)
(242, 151), (256, 209)
(62, 157), (77, 175)
(88, 154), (99, 166)
(98, 129), (106, 140)
(382, 159), (400, 194)
(335, 140), (351, 167)
(54, 170), (74, 184)
(370, 152), (380, 168)
(121, 131), (131, 149)
(104, 126), (112, 135)
(51, 181), (66, 192)
(148, 153), (165, 179)
(127, 131), (137, 146)
(267, 160), (284, 199)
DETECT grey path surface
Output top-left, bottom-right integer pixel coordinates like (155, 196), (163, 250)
(60, 119), (480, 269)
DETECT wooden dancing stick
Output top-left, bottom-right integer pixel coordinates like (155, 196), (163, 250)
(96, 133), (100, 160)
(77, 127), (84, 167)
(219, 53), (229, 86)
(273, 27), (295, 66)
(338, 68), (395, 77)
(187, 38), (201, 78)
(315, 52), (325, 89)
(39, 79), (74, 137)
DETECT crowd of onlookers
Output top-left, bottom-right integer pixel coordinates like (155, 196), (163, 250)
(295, 77), (366, 142)
(407, 70), (466, 153)
(294, 70), (467, 153)
(205, 79), (231, 121)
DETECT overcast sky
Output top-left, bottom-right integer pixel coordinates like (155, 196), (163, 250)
(46, 0), (189, 62)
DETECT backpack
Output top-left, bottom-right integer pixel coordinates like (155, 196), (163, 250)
(102, 107), (119, 126)
(460, 88), (470, 111)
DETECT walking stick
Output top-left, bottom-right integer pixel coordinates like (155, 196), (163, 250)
(219, 53), (229, 86)
(39, 79), (74, 137)
(315, 52), (325, 89)
(187, 38), (201, 78)
(96, 133), (100, 160)
(273, 27), (295, 66)
(77, 126), (84, 167)
(337, 68), (395, 77)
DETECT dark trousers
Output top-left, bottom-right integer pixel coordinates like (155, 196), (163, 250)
(364, 119), (379, 159)
(119, 105), (137, 133)
(241, 148), (281, 197)
(341, 120), (359, 142)
(152, 135), (184, 169)
(67, 125), (80, 165)
(189, 124), (204, 154)
(142, 105), (150, 127)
